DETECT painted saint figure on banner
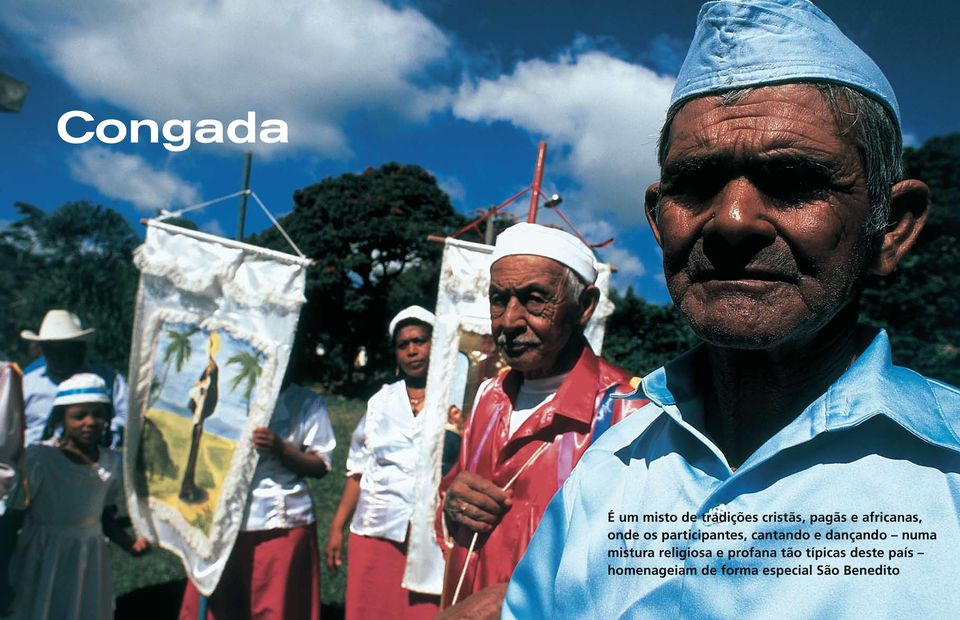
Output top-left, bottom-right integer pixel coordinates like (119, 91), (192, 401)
(179, 332), (220, 504)
(136, 321), (264, 535)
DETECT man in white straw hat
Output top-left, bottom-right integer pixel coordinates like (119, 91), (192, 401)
(505, 1), (959, 618)
(20, 309), (128, 448)
(435, 223), (640, 618)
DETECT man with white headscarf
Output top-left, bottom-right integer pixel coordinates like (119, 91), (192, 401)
(505, 1), (959, 618)
(435, 223), (639, 618)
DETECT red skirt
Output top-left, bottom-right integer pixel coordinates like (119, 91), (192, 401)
(180, 524), (321, 620)
(345, 533), (440, 620)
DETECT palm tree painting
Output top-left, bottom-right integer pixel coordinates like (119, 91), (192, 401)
(150, 326), (199, 406)
(227, 350), (263, 415)
(163, 327), (199, 382)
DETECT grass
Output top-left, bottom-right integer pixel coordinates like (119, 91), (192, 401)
(111, 394), (366, 608)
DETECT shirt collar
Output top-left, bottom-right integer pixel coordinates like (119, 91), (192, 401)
(502, 342), (602, 426)
(639, 329), (960, 455)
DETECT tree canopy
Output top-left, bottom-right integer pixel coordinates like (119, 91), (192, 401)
(250, 162), (467, 391)
(859, 133), (960, 385)
(602, 287), (697, 376)
(1, 136), (956, 390)
(0, 201), (140, 370)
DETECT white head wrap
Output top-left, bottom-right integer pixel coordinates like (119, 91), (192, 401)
(491, 223), (598, 284)
(388, 305), (436, 338)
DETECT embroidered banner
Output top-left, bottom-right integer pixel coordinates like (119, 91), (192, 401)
(403, 237), (614, 593)
(124, 221), (309, 595)
(0, 363), (24, 503)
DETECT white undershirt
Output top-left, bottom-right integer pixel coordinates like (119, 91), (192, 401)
(509, 372), (570, 437)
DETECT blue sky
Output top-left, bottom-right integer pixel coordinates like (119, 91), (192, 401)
(1, 0), (957, 304)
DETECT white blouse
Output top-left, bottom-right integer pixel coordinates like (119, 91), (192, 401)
(241, 384), (336, 531)
(346, 380), (425, 543)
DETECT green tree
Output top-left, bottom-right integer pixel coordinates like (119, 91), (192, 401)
(602, 287), (697, 377)
(0, 201), (140, 369)
(860, 133), (960, 385)
(227, 350), (263, 414)
(250, 162), (466, 392)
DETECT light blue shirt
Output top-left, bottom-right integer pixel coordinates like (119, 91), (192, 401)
(504, 330), (960, 619)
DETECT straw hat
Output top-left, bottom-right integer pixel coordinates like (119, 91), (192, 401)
(20, 309), (95, 342)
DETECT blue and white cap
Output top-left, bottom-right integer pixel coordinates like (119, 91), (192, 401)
(54, 373), (111, 407)
(671, 0), (900, 129)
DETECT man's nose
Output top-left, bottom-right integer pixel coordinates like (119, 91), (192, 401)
(704, 178), (776, 245)
(501, 297), (527, 331)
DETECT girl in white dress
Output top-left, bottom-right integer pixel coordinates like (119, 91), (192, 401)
(8, 373), (150, 620)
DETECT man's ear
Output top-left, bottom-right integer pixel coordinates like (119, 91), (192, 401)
(869, 179), (930, 276)
(645, 182), (664, 248)
(577, 285), (601, 327)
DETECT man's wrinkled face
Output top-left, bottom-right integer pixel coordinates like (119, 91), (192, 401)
(648, 85), (874, 349)
(489, 255), (580, 378)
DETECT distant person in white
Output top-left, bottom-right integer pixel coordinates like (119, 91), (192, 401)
(325, 305), (444, 620)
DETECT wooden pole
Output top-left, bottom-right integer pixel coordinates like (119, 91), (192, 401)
(236, 151), (252, 241)
(527, 142), (547, 223)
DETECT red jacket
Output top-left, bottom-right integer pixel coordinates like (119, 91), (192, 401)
(436, 344), (643, 605)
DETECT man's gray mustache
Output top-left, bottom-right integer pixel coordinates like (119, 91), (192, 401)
(496, 334), (541, 348)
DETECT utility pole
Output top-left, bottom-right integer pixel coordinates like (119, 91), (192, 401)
(527, 141), (547, 223)
(236, 151), (252, 241)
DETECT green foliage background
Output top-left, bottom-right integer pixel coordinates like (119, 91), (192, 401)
(2, 140), (958, 388)
(0, 201), (139, 370)
(2, 137), (957, 610)
(858, 135), (960, 385)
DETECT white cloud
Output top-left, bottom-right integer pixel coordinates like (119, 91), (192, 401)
(599, 245), (645, 279)
(68, 146), (201, 213)
(201, 219), (227, 239)
(435, 173), (467, 205)
(453, 46), (674, 224)
(3, 0), (452, 157)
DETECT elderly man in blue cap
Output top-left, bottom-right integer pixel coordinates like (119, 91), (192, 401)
(504, 1), (959, 618)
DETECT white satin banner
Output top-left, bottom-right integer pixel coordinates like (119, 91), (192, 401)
(402, 236), (613, 594)
(124, 220), (309, 595)
(0, 363), (24, 504)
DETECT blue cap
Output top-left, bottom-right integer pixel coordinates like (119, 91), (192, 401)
(671, 0), (900, 129)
